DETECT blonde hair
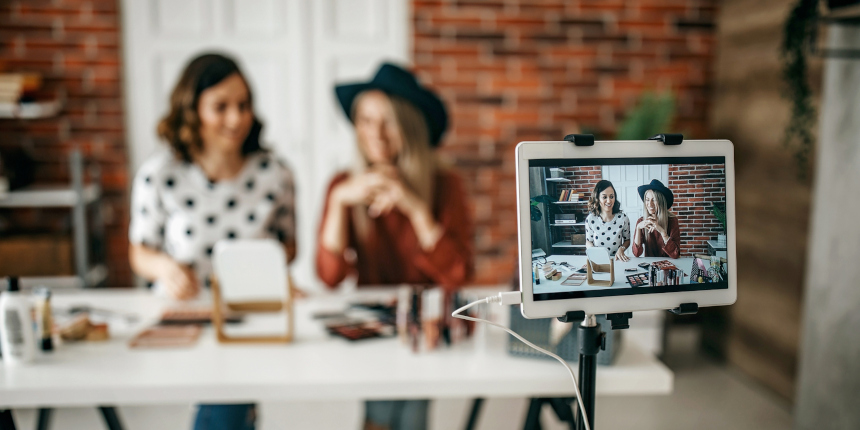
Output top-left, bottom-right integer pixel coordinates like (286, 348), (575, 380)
(644, 189), (675, 233)
(350, 91), (439, 238)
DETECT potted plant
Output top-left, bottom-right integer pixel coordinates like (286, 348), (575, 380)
(711, 202), (727, 245)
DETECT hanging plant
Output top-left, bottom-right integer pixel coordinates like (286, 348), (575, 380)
(781, 0), (820, 180)
(529, 195), (555, 222)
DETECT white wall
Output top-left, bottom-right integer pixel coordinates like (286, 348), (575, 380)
(796, 25), (860, 429)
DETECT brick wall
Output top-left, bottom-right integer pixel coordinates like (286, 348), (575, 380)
(668, 163), (725, 256)
(413, 0), (718, 283)
(0, 0), (130, 286)
(556, 166), (601, 198)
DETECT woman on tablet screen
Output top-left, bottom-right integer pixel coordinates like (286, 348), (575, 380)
(317, 63), (473, 430)
(632, 179), (681, 259)
(585, 180), (631, 261)
(128, 53), (297, 430)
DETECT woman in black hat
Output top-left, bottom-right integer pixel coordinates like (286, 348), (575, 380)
(631, 179), (681, 259)
(316, 63), (473, 430)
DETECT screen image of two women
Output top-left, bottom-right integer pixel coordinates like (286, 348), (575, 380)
(585, 179), (680, 261)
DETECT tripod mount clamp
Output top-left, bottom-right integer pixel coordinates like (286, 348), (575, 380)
(648, 133), (684, 145)
(563, 134), (595, 146)
(669, 302), (699, 315)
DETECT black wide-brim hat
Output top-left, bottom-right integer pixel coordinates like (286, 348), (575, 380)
(638, 179), (674, 208)
(335, 63), (448, 147)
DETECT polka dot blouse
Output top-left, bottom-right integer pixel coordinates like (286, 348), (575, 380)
(585, 212), (630, 256)
(129, 150), (295, 293)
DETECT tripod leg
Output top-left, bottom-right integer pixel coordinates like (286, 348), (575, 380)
(98, 406), (125, 430)
(36, 408), (52, 430)
(522, 398), (544, 430)
(463, 398), (484, 430)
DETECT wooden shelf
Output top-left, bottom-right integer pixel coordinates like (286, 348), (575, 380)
(0, 184), (100, 207)
(551, 201), (587, 205)
(545, 177), (571, 182)
(550, 222), (585, 227)
(552, 241), (587, 248)
(0, 99), (63, 119)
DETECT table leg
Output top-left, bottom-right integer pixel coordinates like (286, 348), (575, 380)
(0, 409), (17, 430)
(547, 398), (576, 430)
(36, 408), (52, 430)
(522, 398), (543, 430)
(98, 407), (124, 430)
(463, 398), (484, 430)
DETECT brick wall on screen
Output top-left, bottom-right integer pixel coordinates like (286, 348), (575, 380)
(556, 166), (600, 199)
(668, 163), (725, 257)
(0, 0), (130, 286)
(412, 0), (718, 283)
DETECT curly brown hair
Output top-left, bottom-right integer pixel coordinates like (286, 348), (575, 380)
(157, 53), (264, 163)
(588, 180), (622, 216)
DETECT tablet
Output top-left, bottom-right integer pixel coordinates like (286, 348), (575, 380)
(516, 140), (736, 319)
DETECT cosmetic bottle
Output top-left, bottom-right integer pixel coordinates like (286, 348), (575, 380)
(35, 287), (54, 351)
(0, 277), (37, 365)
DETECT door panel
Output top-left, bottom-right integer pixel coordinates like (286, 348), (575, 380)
(123, 0), (409, 288)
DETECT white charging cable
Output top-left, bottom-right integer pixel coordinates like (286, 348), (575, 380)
(452, 291), (592, 430)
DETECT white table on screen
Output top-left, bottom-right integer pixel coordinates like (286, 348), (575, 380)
(0, 288), (672, 412)
(533, 256), (696, 295)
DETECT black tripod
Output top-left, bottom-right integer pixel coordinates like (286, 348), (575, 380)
(521, 311), (629, 430)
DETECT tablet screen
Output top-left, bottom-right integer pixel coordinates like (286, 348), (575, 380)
(528, 156), (728, 301)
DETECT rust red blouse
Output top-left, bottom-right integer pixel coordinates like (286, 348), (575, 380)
(315, 170), (473, 290)
(631, 216), (681, 259)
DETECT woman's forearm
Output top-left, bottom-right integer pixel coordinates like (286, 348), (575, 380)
(406, 203), (443, 251)
(320, 190), (349, 254)
(129, 243), (172, 281)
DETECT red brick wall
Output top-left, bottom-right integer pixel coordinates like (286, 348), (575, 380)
(0, 0), (130, 286)
(556, 166), (601, 199)
(668, 163), (725, 257)
(413, 0), (718, 283)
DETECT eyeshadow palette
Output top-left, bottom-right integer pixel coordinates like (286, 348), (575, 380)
(326, 320), (395, 341)
(652, 260), (678, 270)
(561, 273), (587, 286)
(626, 273), (650, 287)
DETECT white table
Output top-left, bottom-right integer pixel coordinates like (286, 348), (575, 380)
(0, 289), (672, 426)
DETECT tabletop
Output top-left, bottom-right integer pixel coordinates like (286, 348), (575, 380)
(0, 288), (672, 407)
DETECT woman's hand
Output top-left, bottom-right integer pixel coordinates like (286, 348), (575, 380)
(363, 166), (423, 218)
(614, 246), (630, 262)
(159, 259), (199, 300)
(331, 173), (379, 208)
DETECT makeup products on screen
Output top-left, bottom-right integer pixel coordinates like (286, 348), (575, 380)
(626, 273), (649, 287)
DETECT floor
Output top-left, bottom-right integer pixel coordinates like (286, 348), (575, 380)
(10, 326), (793, 430)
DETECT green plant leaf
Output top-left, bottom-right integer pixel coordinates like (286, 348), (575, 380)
(616, 92), (676, 140)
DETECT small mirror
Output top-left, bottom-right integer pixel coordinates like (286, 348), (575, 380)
(211, 239), (293, 343)
(585, 247), (615, 287)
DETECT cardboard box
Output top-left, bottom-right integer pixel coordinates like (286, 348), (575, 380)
(571, 234), (586, 245)
(0, 235), (74, 276)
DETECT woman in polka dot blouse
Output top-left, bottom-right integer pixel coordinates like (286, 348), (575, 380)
(128, 53), (297, 302)
(585, 179), (631, 261)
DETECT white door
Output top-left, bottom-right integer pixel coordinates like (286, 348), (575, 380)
(122, 0), (409, 288)
(602, 164), (668, 230)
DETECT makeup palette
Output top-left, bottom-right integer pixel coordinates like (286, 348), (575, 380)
(561, 273), (587, 286)
(652, 260), (678, 270)
(626, 273), (650, 287)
